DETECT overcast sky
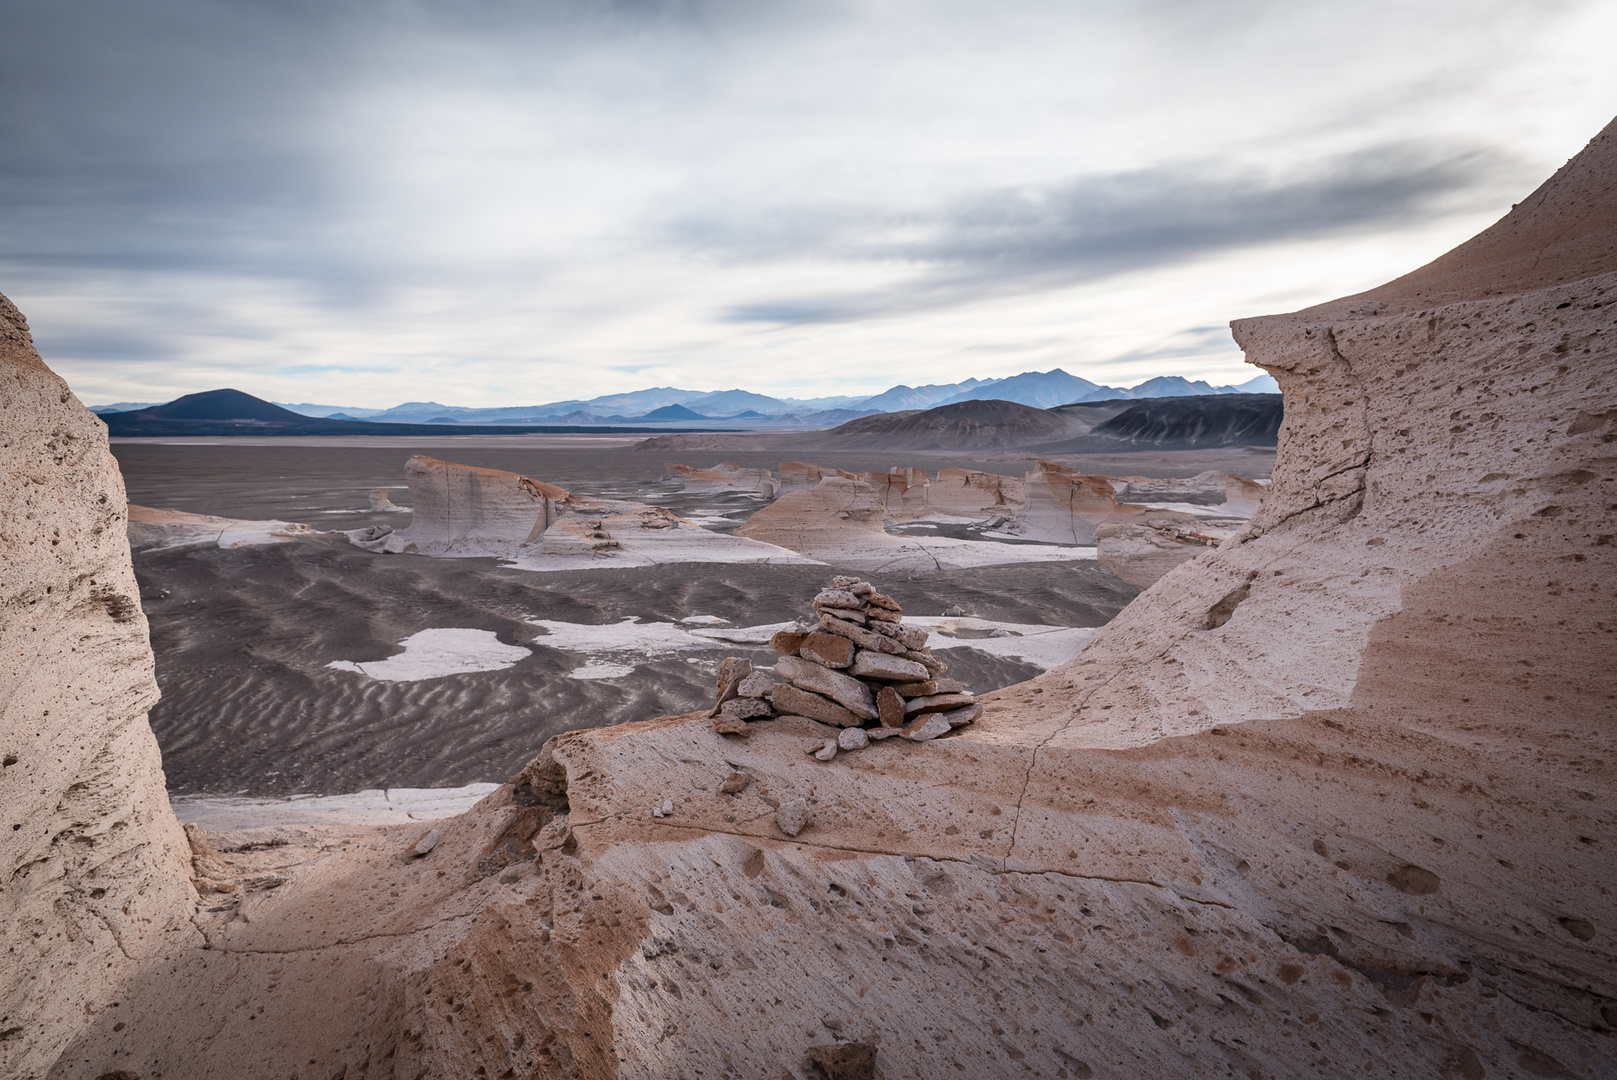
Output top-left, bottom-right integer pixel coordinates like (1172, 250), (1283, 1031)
(3, 0), (1613, 407)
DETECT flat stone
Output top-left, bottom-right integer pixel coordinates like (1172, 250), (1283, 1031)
(904, 648), (948, 674)
(866, 726), (903, 740)
(814, 605), (867, 625)
(799, 631), (855, 669)
(770, 683), (862, 727)
(940, 702), (983, 727)
(713, 713), (752, 737)
(719, 696), (772, 721)
(904, 692), (976, 716)
(736, 670), (779, 698)
(769, 630), (807, 656)
(850, 650), (929, 682)
(412, 829), (441, 856)
(867, 592), (900, 611)
(813, 588), (865, 611)
(818, 613), (908, 656)
(830, 575), (862, 589)
(710, 656), (752, 715)
(877, 685), (907, 727)
(866, 607), (902, 624)
(775, 654), (879, 719)
(895, 678), (965, 699)
(719, 771), (751, 794)
(837, 727), (869, 751)
(901, 713), (951, 742)
(869, 620), (929, 649)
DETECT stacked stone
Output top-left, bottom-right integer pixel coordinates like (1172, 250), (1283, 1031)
(710, 576), (981, 758)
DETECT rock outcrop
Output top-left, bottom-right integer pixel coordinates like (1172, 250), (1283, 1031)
(929, 466), (1026, 519)
(661, 462), (779, 496)
(9, 117), (1617, 1080)
(0, 293), (200, 1078)
(776, 460), (860, 492)
(126, 504), (315, 551)
(397, 454), (571, 557)
(1093, 513), (1218, 589)
(1003, 459), (1147, 544)
(737, 474), (1086, 571)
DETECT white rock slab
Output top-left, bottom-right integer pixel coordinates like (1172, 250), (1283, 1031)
(171, 783), (501, 830)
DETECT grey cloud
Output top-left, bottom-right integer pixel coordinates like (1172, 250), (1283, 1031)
(710, 143), (1521, 323)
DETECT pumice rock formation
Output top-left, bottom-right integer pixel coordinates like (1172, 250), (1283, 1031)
(661, 461), (779, 496)
(0, 292), (200, 1078)
(397, 453), (571, 556)
(5, 117), (1616, 1079)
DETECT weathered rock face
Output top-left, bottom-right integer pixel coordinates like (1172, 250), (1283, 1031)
(1006, 460), (1146, 544)
(1094, 512), (1217, 589)
(776, 460), (860, 492)
(929, 466), (1026, 518)
(861, 466), (931, 520)
(661, 461), (779, 496)
(397, 454), (571, 556)
(735, 474), (887, 555)
(0, 292), (200, 1078)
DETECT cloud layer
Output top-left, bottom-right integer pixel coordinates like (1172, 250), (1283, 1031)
(1, 0), (1613, 405)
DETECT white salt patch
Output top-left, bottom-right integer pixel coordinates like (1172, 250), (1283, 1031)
(569, 662), (637, 679)
(327, 628), (530, 681)
(526, 616), (728, 656)
(686, 621), (800, 645)
(677, 615), (732, 627)
(171, 783), (501, 829)
(905, 617), (1101, 671)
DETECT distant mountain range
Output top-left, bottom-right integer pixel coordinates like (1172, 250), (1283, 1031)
(89, 368), (1278, 424)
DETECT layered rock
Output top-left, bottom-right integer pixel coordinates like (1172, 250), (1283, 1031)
(861, 466), (931, 520)
(737, 474), (1084, 570)
(928, 465), (1026, 519)
(0, 293), (200, 1078)
(1094, 511), (1218, 589)
(776, 460), (860, 492)
(661, 462), (779, 496)
(396, 454), (571, 557)
(1003, 459), (1148, 544)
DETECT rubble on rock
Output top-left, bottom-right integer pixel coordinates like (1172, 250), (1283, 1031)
(708, 577), (976, 755)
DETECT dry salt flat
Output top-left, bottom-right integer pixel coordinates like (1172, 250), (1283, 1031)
(326, 628), (532, 680)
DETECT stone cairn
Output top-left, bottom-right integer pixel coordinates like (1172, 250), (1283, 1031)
(710, 576), (981, 760)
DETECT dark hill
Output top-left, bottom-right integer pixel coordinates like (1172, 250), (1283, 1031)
(815, 399), (1092, 450)
(101, 389), (713, 437)
(1090, 393), (1283, 446)
(641, 403), (709, 420)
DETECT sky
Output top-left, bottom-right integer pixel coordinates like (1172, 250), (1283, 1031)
(2, 0), (1614, 408)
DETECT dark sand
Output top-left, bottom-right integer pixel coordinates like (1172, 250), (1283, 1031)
(134, 537), (1135, 797)
(114, 437), (1265, 799)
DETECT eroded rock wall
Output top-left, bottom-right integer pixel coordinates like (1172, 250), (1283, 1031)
(0, 293), (199, 1078)
(398, 454), (571, 557)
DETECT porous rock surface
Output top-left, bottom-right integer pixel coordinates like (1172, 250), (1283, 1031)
(8, 118), (1617, 1079)
(0, 293), (200, 1079)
